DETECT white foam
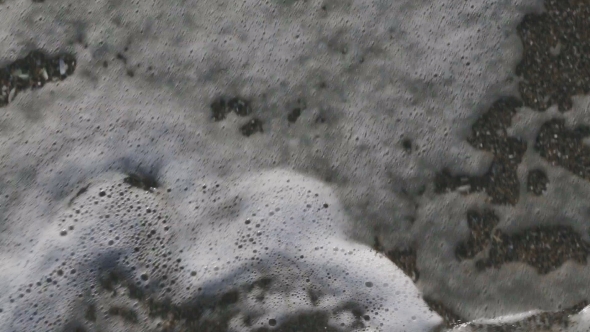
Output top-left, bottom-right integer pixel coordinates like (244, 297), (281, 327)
(0, 170), (441, 331)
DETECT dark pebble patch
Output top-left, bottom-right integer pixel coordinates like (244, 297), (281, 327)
(476, 225), (590, 274)
(435, 98), (526, 205)
(516, 0), (590, 112)
(210, 97), (228, 121)
(228, 97), (252, 117)
(210, 96), (252, 121)
(0, 50), (76, 107)
(123, 173), (159, 191)
(455, 209), (499, 261)
(453, 209), (590, 274)
(527, 169), (549, 195)
(535, 119), (590, 182)
(240, 118), (263, 137)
